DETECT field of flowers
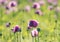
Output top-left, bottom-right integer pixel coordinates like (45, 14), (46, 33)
(0, 0), (60, 42)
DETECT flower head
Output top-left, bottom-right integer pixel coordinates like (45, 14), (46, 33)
(35, 10), (43, 16)
(39, 0), (45, 6)
(47, 0), (58, 5)
(31, 29), (38, 37)
(32, 2), (40, 9)
(24, 5), (30, 12)
(0, 0), (8, 5)
(12, 25), (21, 33)
(52, 0), (58, 6)
(48, 5), (53, 10)
(28, 20), (39, 28)
(8, 1), (17, 8)
(6, 22), (11, 27)
(47, 0), (52, 4)
(6, 1), (17, 12)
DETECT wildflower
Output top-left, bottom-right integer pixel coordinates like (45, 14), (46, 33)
(31, 29), (38, 37)
(28, 20), (39, 28)
(48, 5), (53, 10)
(24, 5), (30, 12)
(0, 0), (8, 5)
(8, 1), (17, 7)
(12, 25), (21, 33)
(47, 0), (52, 4)
(38, 0), (45, 6)
(52, 0), (58, 6)
(6, 1), (17, 12)
(35, 9), (43, 16)
(6, 22), (11, 27)
(32, 2), (40, 9)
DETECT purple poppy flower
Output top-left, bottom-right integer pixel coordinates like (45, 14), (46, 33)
(0, 0), (8, 5)
(8, 1), (17, 7)
(6, 22), (11, 27)
(38, 0), (45, 6)
(35, 10), (43, 16)
(55, 6), (60, 12)
(24, 5), (30, 12)
(31, 29), (38, 37)
(52, 0), (58, 6)
(47, 0), (52, 4)
(32, 2), (40, 9)
(12, 25), (21, 33)
(5, 1), (18, 13)
(28, 20), (39, 28)
(5, 6), (9, 10)
(47, 0), (57, 5)
(48, 5), (53, 10)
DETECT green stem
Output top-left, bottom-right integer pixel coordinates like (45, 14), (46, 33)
(38, 32), (39, 42)
(32, 37), (34, 42)
(20, 32), (21, 42)
(14, 33), (16, 42)
(35, 37), (36, 42)
(27, 31), (29, 39)
(0, 6), (3, 25)
(17, 33), (18, 42)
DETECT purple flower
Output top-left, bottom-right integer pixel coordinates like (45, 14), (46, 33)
(11, 2), (16, 7)
(38, 0), (45, 6)
(52, 0), (57, 6)
(12, 25), (21, 33)
(24, 5), (30, 12)
(28, 20), (39, 28)
(47, 0), (52, 4)
(5, 6), (9, 10)
(47, 0), (57, 5)
(31, 29), (38, 37)
(35, 10), (43, 16)
(48, 5), (53, 10)
(32, 2), (40, 9)
(5, 1), (17, 14)
(6, 22), (11, 27)
(0, 0), (8, 5)
(8, 1), (17, 7)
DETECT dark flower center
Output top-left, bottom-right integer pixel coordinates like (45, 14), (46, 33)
(29, 21), (38, 27)
(35, 11), (39, 14)
(6, 6), (9, 10)
(33, 4), (37, 9)
(11, 3), (15, 7)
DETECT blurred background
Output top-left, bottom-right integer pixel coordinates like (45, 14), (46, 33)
(0, 0), (60, 42)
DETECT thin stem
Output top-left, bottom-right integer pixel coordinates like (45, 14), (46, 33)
(27, 31), (29, 39)
(32, 37), (34, 42)
(38, 32), (39, 42)
(20, 32), (21, 42)
(48, 13), (51, 22)
(0, 6), (3, 25)
(14, 33), (16, 42)
(17, 33), (18, 42)
(35, 37), (36, 42)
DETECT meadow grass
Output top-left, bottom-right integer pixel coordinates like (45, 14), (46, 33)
(0, 0), (60, 42)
